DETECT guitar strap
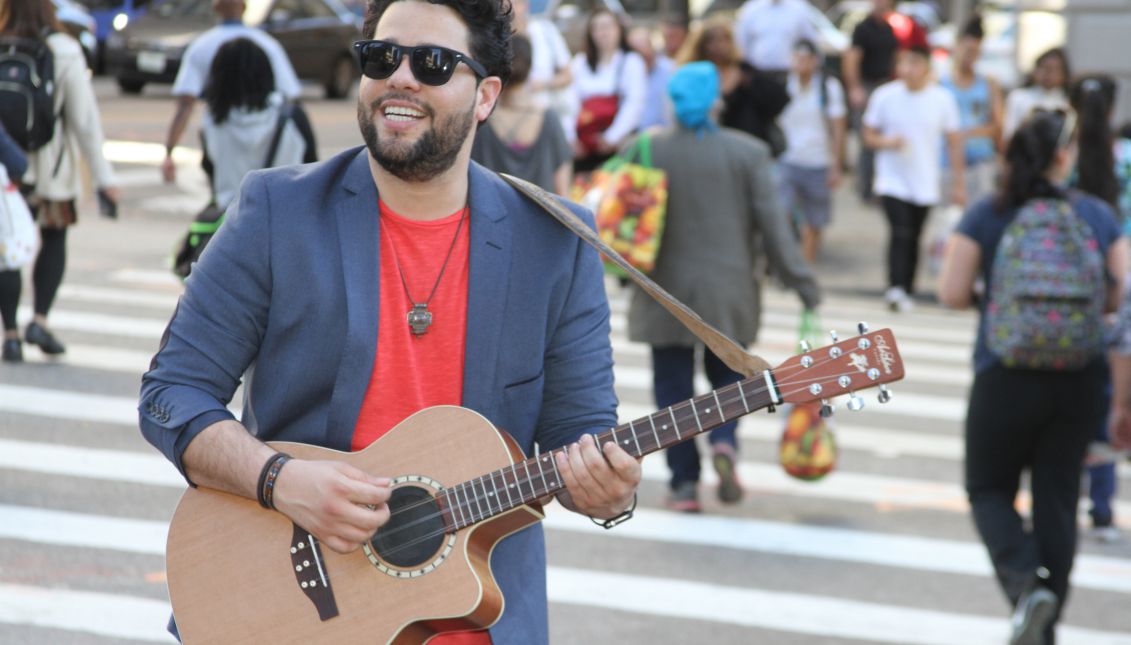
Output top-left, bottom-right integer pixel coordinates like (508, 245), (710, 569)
(499, 173), (772, 377)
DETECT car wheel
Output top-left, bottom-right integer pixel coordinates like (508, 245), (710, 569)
(324, 55), (355, 100)
(118, 78), (146, 95)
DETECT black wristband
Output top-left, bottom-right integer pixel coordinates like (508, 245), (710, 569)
(257, 453), (291, 510)
(590, 493), (636, 530)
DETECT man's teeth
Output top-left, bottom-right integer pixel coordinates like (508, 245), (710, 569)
(384, 106), (425, 121)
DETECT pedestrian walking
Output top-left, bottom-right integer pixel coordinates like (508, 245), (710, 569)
(939, 15), (1002, 207)
(0, 0), (120, 363)
(511, 0), (575, 144)
(0, 122), (26, 183)
(160, 0), (302, 184)
(472, 34), (572, 194)
(1070, 73), (1128, 543)
(569, 8), (646, 172)
(842, 0), (900, 202)
(939, 109), (1129, 645)
(776, 38), (847, 263)
(676, 17), (790, 158)
(201, 38), (317, 211)
(140, 0), (637, 641)
(862, 44), (964, 312)
(660, 13), (689, 60)
(734, 0), (816, 81)
(1003, 48), (1070, 141)
(625, 62), (820, 513)
(627, 26), (675, 130)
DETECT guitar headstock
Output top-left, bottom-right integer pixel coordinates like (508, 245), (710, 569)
(772, 325), (905, 411)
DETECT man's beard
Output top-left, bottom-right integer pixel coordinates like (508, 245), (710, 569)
(358, 95), (476, 182)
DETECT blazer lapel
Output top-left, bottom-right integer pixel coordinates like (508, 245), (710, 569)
(462, 164), (513, 420)
(326, 150), (381, 451)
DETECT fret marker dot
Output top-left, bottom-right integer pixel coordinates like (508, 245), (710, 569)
(662, 425), (668, 430)
(623, 439), (630, 445)
(705, 408), (711, 413)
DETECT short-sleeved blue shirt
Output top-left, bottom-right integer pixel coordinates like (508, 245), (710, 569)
(956, 190), (1122, 372)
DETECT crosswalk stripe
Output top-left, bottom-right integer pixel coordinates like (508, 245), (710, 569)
(1, 502), (1127, 605)
(0, 385), (142, 425)
(0, 583), (175, 643)
(16, 305), (168, 338)
(4, 433), (1128, 530)
(109, 269), (183, 288)
(59, 284), (179, 310)
(18, 342), (154, 375)
(549, 567), (1131, 645)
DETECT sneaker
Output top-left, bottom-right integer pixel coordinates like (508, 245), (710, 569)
(884, 287), (913, 313)
(2, 338), (21, 363)
(665, 481), (701, 513)
(712, 443), (744, 504)
(1090, 524), (1123, 544)
(1010, 569), (1058, 645)
(25, 321), (65, 355)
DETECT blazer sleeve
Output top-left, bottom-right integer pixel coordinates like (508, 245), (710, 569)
(532, 202), (619, 452)
(139, 171), (274, 482)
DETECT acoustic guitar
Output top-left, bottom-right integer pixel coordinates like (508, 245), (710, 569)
(165, 327), (905, 643)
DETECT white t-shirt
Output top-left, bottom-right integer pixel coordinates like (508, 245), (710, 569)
(863, 80), (960, 205)
(569, 50), (647, 146)
(1003, 86), (1068, 141)
(780, 72), (847, 168)
(172, 24), (302, 99)
(736, 0), (816, 72)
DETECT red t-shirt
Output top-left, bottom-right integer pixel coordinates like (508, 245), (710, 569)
(352, 200), (490, 645)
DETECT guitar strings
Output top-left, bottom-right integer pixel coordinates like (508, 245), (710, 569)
(368, 361), (881, 560)
(370, 352), (874, 543)
(368, 348), (876, 543)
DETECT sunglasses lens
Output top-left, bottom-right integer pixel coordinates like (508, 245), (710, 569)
(361, 42), (401, 80)
(410, 47), (456, 86)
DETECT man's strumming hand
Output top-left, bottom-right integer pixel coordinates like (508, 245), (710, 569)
(272, 460), (393, 554)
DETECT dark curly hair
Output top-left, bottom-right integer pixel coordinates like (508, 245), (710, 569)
(362, 0), (513, 84)
(203, 38), (275, 125)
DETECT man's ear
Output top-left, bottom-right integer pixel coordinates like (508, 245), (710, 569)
(476, 77), (504, 123)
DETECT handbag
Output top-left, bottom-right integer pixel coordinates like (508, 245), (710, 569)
(779, 310), (838, 481)
(572, 133), (668, 276)
(0, 165), (39, 270)
(575, 54), (626, 156)
(172, 103), (294, 279)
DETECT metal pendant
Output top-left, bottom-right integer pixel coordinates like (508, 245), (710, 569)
(407, 303), (433, 336)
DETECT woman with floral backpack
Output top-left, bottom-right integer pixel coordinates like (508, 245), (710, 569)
(939, 110), (1128, 644)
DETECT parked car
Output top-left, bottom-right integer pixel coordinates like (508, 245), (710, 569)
(103, 0), (361, 98)
(549, 0), (663, 54)
(54, 0), (100, 68)
(74, 0), (154, 71)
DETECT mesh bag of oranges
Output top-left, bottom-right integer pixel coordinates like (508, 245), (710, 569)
(570, 133), (668, 277)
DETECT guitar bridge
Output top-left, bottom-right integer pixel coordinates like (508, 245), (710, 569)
(290, 525), (339, 622)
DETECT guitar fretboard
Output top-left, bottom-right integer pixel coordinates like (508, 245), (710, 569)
(439, 372), (778, 530)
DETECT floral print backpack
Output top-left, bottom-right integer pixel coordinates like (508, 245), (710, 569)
(986, 197), (1107, 370)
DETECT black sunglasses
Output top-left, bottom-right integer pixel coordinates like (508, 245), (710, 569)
(353, 40), (488, 86)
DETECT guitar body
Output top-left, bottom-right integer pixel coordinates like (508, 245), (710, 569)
(166, 406), (544, 644)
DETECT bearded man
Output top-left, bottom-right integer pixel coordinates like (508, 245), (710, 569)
(139, 1), (639, 642)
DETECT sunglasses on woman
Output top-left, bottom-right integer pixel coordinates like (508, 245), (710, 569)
(353, 40), (488, 86)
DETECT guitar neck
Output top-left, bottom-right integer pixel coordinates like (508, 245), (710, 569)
(440, 371), (780, 531)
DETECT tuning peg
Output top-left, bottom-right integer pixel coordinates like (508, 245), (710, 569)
(846, 394), (865, 411)
(799, 339), (811, 352)
(878, 385), (892, 404)
(819, 400), (834, 418)
(857, 321), (869, 335)
(829, 330), (839, 343)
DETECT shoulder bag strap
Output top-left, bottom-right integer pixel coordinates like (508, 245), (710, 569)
(263, 103), (294, 168)
(499, 172), (772, 376)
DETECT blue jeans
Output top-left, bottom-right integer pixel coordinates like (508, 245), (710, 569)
(1089, 377), (1116, 526)
(651, 345), (743, 489)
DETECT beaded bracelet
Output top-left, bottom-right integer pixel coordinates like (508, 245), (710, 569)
(256, 452), (292, 510)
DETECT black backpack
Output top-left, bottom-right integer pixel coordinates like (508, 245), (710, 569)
(0, 36), (57, 152)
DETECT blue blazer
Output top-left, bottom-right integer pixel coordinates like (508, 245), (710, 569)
(140, 147), (618, 643)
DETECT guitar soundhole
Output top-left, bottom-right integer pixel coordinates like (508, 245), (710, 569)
(370, 485), (447, 568)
